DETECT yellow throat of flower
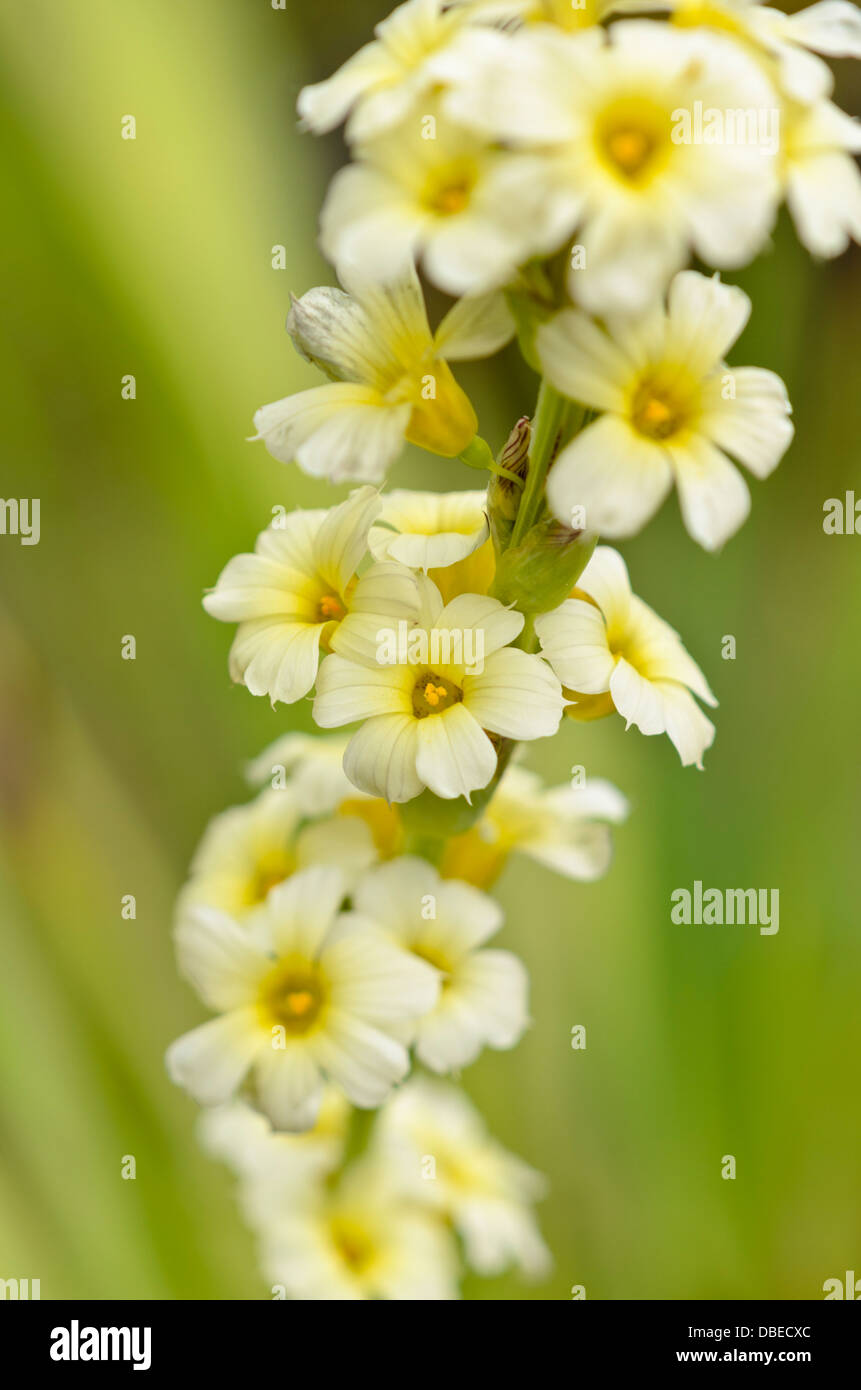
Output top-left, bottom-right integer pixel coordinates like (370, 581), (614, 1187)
(258, 960), (328, 1036)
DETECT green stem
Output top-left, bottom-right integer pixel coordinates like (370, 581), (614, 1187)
(510, 380), (570, 549)
(460, 434), (524, 488)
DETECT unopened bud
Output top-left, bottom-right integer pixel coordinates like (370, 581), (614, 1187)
(491, 518), (596, 616)
(488, 417), (530, 549)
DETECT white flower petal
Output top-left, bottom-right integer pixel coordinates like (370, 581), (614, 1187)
(537, 310), (633, 413)
(174, 907), (270, 1010)
(228, 619), (324, 705)
(666, 271), (751, 378)
(310, 1011), (411, 1107)
(534, 600), (614, 695)
(323, 922), (440, 1024)
(314, 653), (412, 726)
(666, 434), (751, 552)
(464, 648), (566, 738)
(609, 657), (666, 736)
(576, 545), (632, 632)
(546, 415), (674, 539)
(254, 1047), (324, 1133)
(653, 680), (716, 769)
(416, 704), (498, 800)
(701, 368), (794, 480)
(166, 1010), (262, 1106)
(263, 864), (346, 960)
(313, 486), (381, 594)
(434, 290), (516, 361)
(342, 714), (424, 803)
(437, 593), (524, 655)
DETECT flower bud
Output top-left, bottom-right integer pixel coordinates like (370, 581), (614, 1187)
(491, 519), (596, 617)
(488, 417), (530, 551)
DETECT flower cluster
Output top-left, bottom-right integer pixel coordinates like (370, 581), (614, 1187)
(167, 0), (859, 1299)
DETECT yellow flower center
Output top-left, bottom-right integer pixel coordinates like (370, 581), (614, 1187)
(317, 593), (346, 621)
(330, 1217), (376, 1274)
(411, 941), (452, 984)
(259, 961), (327, 1036)
(630, 371), (698, 442)
(246, 850), (295, 907)
(595, 100), (671, 186)
(671, 1), (744, 38)
(422, 160), (478, 217)
(412, 672), (463, 718)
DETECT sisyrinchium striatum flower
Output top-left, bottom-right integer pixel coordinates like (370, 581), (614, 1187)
(167, 0), (858, 1300)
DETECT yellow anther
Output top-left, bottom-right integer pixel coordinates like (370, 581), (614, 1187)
(285, 990), (314, 1017)
(319, 594), (346, 621)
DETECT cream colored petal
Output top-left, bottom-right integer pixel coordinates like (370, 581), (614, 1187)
(203, 554), (316, 624)
(353, 856), (440, 937)
(534, 599), (614, 695)
(263, 865), (346, 959)
(576, 545), (633, 632)
(609, 657), (666, 736)
(309, 1011), (411, 1107)
(253, 383), (411, 484)
(537, 310), (633, 413)
(342, 713), (424, 803)
(165, 1010), (263, 1107)
(253, 1048), (324, 1133)
(665, 434), (752, 551)
(652, 679), (716, 769)
(464, 648), (565, 739)
(228, 618), (325, 705)
(297, 41), (399, 134)
(700, 368), (794, 480)
(546, 415), (674, 539)
(314, 653), (413, 726)
(348, 561), (422, 619)
(174, 907), (271, 1010)
(437, 592), (524, 656)
(312, 486), (381, 594)
(322, 923), (440, 1024)
(434, 290), (516, 361)
(665, 271), (751, 378)
(786, 149), (861, 258)
(431, 879), (504, 953)
(415, 705), (498, 800)
(627, 597), (717, 707)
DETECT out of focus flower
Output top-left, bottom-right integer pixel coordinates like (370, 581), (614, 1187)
(177, 786), (377, 922)
(297, 0), (514, 142)
(441, 765), (629, 887)
(253, 260), (513, 481)
(448, 22), (780, 313)
(781, 96), (861, 255)
(536, 546), (717, 767)
(204, 487), (419, 705)
(314, 580), (565, 802)
(199, 1091), (350, 1189)
(669, 0), (861, 102)
(166, 866), (439, 1130)
(539, 270), (793, 550)
(353, 857), (529, 1071)
(320, 97), (578, 296)
(377, 1077), (552, 1279)
(261, 1158), (459, 1300)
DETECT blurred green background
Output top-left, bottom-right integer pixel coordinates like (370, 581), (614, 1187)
(0, 0), (859, 1301)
